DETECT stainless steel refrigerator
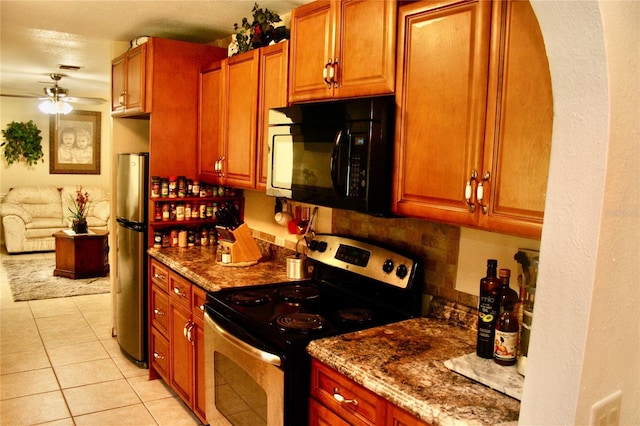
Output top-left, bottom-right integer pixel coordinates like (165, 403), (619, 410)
(116, 152), (149, 366)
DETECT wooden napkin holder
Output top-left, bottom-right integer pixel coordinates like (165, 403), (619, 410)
(219, 223), (262, 263)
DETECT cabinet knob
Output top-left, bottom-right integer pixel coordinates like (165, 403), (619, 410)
(153, 351), (165, 360)
(333, 388), (358, 406)
(153, 308), (165, 317)
(173, 287), (186, 298)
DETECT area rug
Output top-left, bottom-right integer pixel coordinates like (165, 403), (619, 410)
(2, 258), (110, 302)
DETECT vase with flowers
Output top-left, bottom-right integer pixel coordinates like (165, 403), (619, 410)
(68, 187), (90, 234)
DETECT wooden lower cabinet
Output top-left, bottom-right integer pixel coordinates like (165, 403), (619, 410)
(149, 258), (207, 423)
(309, 359), (430, 426)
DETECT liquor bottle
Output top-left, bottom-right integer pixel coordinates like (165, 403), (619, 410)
(476, 259), (501, 358)
(494, 299), (520, 366)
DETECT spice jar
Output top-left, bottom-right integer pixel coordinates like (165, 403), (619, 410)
(153, 231), (162, 248)
(151, 176), (160, 198)
(160, 178), (169, 197)
(162, 203), (170, 221)
(176, 203), (185, 221)
(168, 176), (177, 198)
(200, 228), (209, 246)
(192, 180), (200, 197)
(177, 176), (186, 198)
(154, 203), (162, 221)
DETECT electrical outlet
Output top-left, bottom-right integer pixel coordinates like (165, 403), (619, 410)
(590, 390), (622, 426)
(275, 236), (285, 247)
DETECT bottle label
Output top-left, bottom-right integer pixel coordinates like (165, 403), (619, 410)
(494, 330), (518, 361)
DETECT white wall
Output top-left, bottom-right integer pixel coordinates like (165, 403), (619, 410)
(520, 1), (639, 424)
(0, 97), (111, 192)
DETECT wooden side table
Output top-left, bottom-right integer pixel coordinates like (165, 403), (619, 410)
(53, 229), (110, 279)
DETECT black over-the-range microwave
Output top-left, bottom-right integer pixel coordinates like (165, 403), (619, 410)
(266, 96), (395, 216)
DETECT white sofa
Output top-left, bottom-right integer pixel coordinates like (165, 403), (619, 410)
(0, 185), (110, 253)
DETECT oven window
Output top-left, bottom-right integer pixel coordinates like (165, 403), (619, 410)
(214, 352), (267, 426)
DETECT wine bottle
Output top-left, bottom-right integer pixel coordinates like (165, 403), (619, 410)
(476, 259), (501, 358)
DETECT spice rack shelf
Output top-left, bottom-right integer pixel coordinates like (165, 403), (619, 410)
(148, 193), (244, 248)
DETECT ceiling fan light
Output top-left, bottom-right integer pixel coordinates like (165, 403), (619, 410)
(38, 99), (73, 114)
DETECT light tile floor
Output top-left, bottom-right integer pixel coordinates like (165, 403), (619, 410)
(0, 247), (203, 425)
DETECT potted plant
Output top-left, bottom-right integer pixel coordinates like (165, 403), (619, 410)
(1, 120), (44, 166)
(230, 2), (290, 56)
(68, 187), (90, 234)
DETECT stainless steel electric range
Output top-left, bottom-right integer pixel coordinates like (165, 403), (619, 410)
(203, 234), (423, 426)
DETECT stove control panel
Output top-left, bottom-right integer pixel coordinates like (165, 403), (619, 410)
(306, 234), (417, 289)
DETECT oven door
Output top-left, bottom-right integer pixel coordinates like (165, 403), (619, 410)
(204, 312), (284, 426)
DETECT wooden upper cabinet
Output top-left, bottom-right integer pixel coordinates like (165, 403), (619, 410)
(111, 44), (147, 116)
(478, 0), (553, 237)
(393, 0), (552, 239)
(393, 0), (492, 228)
(198, 62), (224, 184)
(201, 43), (288, 190)
(257, 42), (289, 190)
(288, 0), (396, 103)
(220, 49), (260, 188)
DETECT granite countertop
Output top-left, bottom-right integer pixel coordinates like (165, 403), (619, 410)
(148, 246), (298, 292)
(307, 317), (520, 426)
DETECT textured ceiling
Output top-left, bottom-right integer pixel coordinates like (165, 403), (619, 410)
(0, 0), (307, 102)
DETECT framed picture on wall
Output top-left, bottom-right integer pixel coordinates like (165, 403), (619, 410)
(49, 110), (101, 174)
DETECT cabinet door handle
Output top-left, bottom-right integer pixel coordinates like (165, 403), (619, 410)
(465, 170), (478, 212)
(183, 320), (192, 339)
(331, 58), (339, 88)
(153, 308), (165, 317)
(323, 60), (333, 88)
(173, 287), (186, 298)
(153, 351), (165, 360)
(333, 388), (358, 406)
(153, 272), (166, 280)
(187, 323), (195, 345)
(477, 171), (490, 214)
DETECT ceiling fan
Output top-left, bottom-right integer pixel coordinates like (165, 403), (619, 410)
(1, 73), (107, 114)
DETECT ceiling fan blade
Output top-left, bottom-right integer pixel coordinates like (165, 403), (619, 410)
(0, 93), (40, 99)
(66, 96), (108, 105)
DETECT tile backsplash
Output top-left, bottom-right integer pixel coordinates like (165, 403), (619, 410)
(331, 210), (476, 309)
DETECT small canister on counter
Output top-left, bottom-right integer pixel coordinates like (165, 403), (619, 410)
(200, 228), (209, 246)
(178, 230), (188, 248)
(170, 229), (179, 247)
(187, 230), (196, 247)
(151, 176), (161, 198)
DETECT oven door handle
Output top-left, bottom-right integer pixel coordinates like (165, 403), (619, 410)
(211, 320), (282, 367)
